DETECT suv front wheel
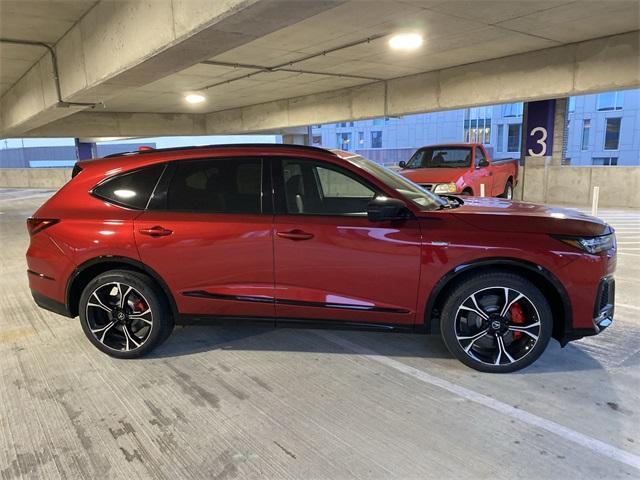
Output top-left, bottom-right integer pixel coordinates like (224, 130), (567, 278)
(79, 270), (174, 358)
(440, 272), (552, 373)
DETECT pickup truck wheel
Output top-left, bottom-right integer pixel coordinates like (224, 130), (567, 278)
(501, 181), (513, 200)
(440, 272), (552, 373)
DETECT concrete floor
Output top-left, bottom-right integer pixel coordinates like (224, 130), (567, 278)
(1, 188), (639, 480)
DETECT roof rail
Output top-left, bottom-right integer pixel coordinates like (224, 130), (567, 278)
(102, 143), (332, 159)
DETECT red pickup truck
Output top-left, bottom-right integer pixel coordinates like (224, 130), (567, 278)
(399, 143), (518, 199)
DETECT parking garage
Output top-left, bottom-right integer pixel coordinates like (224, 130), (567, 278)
(1, 1), (639, 479)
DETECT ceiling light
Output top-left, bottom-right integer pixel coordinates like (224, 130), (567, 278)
(388, 33), (423, 51)
(185, 93), (206, 104)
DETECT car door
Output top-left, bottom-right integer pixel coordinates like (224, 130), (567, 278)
(134, 156), (275, 320)
(272, 156), (422, 326)
(474, 147), (494, 196)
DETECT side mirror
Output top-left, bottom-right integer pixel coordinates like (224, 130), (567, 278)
(398, 160), (406, 169)
(367, 196), (409, 222)
(476, 159), (489, 168)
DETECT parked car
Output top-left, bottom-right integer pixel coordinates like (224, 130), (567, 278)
(26, 144), (615, 372)
(399, 143), (518, 199)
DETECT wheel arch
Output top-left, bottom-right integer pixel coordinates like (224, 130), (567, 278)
(66, 256), (178, 319)
(423, 257), (571, 343)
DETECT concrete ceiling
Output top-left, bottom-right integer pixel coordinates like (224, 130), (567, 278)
(1, 0), (639, 138)
(0, 0), (97, 96)
(94, 0), (640, 115)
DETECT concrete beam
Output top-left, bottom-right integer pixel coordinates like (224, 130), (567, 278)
(25, 111), (207, 138)
(202, 31), (639, 134)
(0, 0), (345, 137)
(19, 31), (640, 138)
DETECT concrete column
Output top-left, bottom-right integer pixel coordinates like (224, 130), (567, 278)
(521, 99), (566, 203)
(74, 139), (96, 160)
(282, 133), (310, 145)
(550, 98), (567, 167)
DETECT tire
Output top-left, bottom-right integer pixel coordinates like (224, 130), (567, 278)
(500, 180), (513, 200)
(79, 270), (174, 358)
(440, 272), (552, 373)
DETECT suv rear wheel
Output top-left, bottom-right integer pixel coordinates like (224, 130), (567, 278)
(79, 270), (174, 358)
(440, 272), (552, 373)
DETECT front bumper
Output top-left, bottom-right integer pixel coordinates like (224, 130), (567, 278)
(560, 277), (615, 346)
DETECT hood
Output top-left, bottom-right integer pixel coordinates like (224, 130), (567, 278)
(430, 197), (611, 236)
(399, 167), (468, 184)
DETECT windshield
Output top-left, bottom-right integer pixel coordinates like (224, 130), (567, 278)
(405, 146), (472, 169)
(341, 153), (446, 210)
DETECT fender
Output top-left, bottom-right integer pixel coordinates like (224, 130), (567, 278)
(65, 255), (179, 318)
(423, 257), (572, 336)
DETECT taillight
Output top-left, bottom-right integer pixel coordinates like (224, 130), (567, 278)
(27, 218), (59, 236)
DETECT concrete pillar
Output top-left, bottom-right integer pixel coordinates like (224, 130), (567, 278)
(282, 133), (310, 145)
(520, 99), (567, 203)
(74, 139), (97, 160)
(550, 98), (567, 167)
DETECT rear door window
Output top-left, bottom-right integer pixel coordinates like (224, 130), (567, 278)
(166, 157), (263, 214)
(92, 164), (165, 210)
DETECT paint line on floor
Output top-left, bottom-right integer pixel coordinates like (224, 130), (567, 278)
(315, 330), (640, 472)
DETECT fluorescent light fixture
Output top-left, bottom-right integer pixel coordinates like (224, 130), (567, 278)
(388, 33), (423, 51)
(185, 93), (206, 104)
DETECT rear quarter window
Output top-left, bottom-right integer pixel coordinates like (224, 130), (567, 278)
(92, 164), (165, 209)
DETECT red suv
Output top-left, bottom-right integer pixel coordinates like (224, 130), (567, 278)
(26, 144), (616, 372)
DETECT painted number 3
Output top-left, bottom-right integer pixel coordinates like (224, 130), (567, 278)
(527, 127), (547, 156)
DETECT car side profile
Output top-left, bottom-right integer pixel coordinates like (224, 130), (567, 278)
(26, 144), (616, 372)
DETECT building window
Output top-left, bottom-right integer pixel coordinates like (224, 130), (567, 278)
(496, 125), (504, 153)
(568, 97), (576, 113)
(371, 131), (382, 148)
(463, 107), (492, 144)
(349, 122), (355, 127)
(597, 91), (624, 111)
(336, 132), (352, 151)
(592, 157), (618, 166)
(604, 118), (621, 150)
(581, 119), (590, 150)
(507, 124), (521, 152)
(358, 131), (364, 146)
(502, 102), (523, 117)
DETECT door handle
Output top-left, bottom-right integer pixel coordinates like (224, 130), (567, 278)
(276, 229), (314, 241)
(139, 226), (173, 237)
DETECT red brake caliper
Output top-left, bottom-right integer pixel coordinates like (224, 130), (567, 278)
(509, 302), (525, 340)
(133, 298), (146, 313)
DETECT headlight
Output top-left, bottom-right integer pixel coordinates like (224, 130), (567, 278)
(433, 183), (457, 194)
(554, 234), (615, 254)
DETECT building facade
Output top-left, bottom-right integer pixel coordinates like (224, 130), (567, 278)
(311, 89), (640, 167)
(565, 89), (639, 166)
